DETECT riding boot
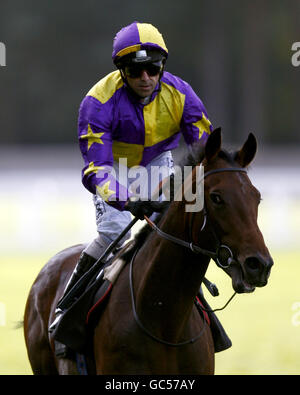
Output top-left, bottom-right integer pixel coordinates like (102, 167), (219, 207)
(48, 252), (96, 333)
(197, 288), (232, 352)
(61, 252), (96, 304)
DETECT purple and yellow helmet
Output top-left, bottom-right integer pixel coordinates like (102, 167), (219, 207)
(112, 22), (168, 68)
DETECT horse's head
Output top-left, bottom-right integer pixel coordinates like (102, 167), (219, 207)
(193, 128), (273, 293)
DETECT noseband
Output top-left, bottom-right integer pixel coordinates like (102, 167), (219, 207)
(145, 167), (248, 269)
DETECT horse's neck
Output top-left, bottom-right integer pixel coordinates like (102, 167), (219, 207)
(133, 203), (210, 338)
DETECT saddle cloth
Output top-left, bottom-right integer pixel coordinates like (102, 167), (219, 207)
(85, 257), (127, 326)
(52, 256), (127, 353)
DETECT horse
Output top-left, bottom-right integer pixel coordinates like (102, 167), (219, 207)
(24, 128), (273, 375)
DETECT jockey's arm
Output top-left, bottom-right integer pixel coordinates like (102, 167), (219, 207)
(78, 95), (130, 211)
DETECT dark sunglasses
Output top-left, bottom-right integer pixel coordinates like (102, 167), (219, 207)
(124, 62), (162, 78)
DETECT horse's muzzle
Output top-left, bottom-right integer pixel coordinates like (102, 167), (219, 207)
(243, 254), (274, 287)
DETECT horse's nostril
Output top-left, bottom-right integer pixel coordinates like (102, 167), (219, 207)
(243, 255), (273, 287)
(245, 257), (261, 271)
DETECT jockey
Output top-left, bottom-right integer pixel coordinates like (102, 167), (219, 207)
(50, 22), (216, 335)
(65, 21), (212, 298)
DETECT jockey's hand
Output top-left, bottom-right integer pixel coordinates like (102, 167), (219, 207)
(124, 198), (167, 220)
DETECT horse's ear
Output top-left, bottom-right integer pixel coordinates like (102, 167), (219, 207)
(205, 127), (222, 162)
(235, 133), (257, 167)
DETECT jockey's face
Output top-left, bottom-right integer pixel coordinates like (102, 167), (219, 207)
(126, 69), (160, 99)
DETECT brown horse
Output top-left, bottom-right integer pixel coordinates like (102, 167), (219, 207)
(24, 129), (273, 374)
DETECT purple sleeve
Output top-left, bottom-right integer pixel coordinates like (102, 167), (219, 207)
(78, 95), (130, 211)
(180, 83), (213, 146)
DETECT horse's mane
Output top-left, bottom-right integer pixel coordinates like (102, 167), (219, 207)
(120, 141), (237, 263)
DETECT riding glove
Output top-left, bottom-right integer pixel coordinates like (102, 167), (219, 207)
(124, 198), (167, 220)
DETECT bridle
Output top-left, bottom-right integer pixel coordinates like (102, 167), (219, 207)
(129, 166), (248, 347)
(145, 167), (248, 269)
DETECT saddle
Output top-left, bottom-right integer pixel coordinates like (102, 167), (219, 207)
(52, 251), (127, 356)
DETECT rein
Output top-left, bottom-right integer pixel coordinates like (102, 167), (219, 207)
(129, 249), (207, 347)
(129, 166), (246, 347)
(145, 167), (248, 269)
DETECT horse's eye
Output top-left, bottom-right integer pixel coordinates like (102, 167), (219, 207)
(210, 192), (223, 205)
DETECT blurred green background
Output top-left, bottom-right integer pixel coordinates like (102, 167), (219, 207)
(0, 0), (300, 375)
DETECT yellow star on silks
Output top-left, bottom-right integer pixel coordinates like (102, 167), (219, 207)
(83, 161), (105, 176)
(193, 113), (212, 139)
(96, 180), (115, 202)
(80, 124), (104, 150)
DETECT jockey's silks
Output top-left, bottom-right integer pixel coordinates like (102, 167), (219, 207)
(78, 70), (212, 210)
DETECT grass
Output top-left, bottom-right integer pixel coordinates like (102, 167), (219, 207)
(0, 254), (44, 375)
(207, 250), (300, 374)
(0, 251), (299, 375)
